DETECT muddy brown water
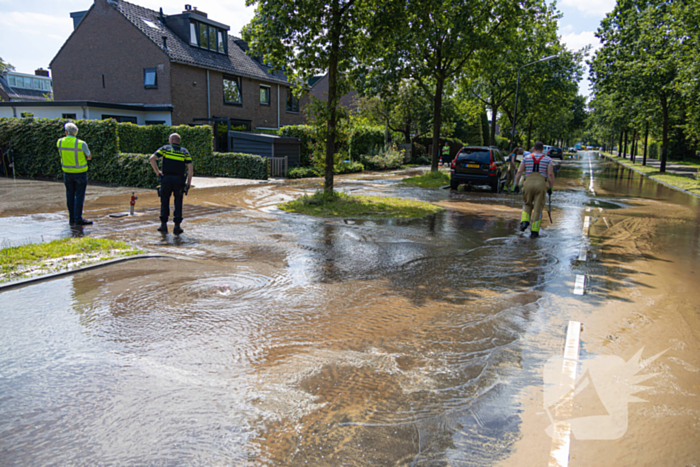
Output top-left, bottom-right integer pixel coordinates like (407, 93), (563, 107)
(1, 156), (700, 465)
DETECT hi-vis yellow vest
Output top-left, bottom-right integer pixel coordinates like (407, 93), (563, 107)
(58, 136), (88, 173)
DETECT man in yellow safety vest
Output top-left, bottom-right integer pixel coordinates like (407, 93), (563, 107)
(57, 122), (92, 226)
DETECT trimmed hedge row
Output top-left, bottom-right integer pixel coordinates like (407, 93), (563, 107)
(117, 122), (213, 160)
(197, 152), (268, 180)
(0, 117), (119, 181)
(0, 117), (268, 186)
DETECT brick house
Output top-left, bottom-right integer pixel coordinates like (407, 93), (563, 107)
(50, 0), (307, 151)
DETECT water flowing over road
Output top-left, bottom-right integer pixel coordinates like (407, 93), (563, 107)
(2, 153), (699, 465)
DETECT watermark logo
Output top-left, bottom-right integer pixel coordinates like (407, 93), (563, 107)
(543, 348), (665, 440)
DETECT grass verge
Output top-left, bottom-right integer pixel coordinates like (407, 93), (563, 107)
(279, 191), (444, 218)
(1, 237), (142, 283)
(400, 170), (450, 188)
(603, 153), (700, 195)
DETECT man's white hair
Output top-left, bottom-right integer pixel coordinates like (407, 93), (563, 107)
(64, 122), (79, 136)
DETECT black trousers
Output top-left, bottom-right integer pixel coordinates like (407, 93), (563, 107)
(160, 176), (185, 224)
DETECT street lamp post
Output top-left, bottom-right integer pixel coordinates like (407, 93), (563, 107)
(509, 54), (558, 151)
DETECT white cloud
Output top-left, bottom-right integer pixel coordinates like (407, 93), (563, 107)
(561, 30), (601, 53)
(561, 0), (616, 17)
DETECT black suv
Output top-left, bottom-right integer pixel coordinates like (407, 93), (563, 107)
(547, 147), (563, 159)
(450, 146), (507, 193)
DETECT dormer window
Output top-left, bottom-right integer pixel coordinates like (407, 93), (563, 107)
(189, 20), (226, 54)
(189, 22), (198, 46)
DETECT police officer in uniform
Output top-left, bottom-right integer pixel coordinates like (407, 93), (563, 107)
(57, 122), (93, 226)
(149, 133), (193, 235)
(513, 141), (554, 238)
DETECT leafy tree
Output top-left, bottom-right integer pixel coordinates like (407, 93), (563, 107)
(243, 0), (375, 194)
(591, 0), (682, 172)
(465, 2), (560, 147)
(362, 0), (544, 171)
(0, 57), (14, 74)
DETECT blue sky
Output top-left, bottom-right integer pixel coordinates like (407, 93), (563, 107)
(0, 0), (616, 98)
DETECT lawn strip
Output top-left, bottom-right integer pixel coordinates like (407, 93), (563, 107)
(279, 192), (443, 218)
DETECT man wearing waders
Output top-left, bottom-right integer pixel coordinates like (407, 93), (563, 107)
(513, 141), (554, 238)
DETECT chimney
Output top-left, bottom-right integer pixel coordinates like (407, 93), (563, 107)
(185, 5), (207, 18)
(35, 68), (50, 77)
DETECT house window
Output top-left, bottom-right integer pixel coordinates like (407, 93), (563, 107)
(217, 31), (225, 53)
(260, 85), (271, 105)
(199, 23), (208, 49)
(62, 113), (77, 119)
(144, 68), (157, 89)
(102, 115), (137, 123)
(223, 76), (242, 105)
(8, 76), (15, 87)
(208, 27), (216, 51)
(145, 120), (166, 125)
(286, 89), (299, 112)
(33, 79), (42, 90)
(189, 22), (198, 46)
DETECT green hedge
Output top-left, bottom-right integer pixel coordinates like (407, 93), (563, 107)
(197, 152), (268, 180)
(117, 122), (213, 161)
(0, 117), (119, 180)
(279, 125), (315, 167)
(349, 125), (385, 159)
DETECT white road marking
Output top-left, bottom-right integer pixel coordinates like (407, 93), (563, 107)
(573, 275), (586, 295)
(583, 216), (591, 235)
(603, 217), (610, 228)
(588, 158), (596, 195)
(548, 321), (582, 467)
(578, 249), (587, 261)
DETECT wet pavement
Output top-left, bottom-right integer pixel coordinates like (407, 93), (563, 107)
(1, 155), (700, 465)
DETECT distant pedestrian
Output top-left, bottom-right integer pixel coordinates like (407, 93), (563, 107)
(149, 133), (193, 235)
(513, 141), (555, 238)
(504, 147), (523, 192)
(442, 142), (450, 165)
(58, 122), (92, 226)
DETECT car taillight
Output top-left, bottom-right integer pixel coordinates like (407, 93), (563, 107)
(489, 162), (497, 170)
(451, 158), (456, 168)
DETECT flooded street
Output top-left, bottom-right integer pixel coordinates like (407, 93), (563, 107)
(2, 154), (700, 465)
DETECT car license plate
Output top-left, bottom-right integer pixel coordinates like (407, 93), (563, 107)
(466, 163), (480, 168)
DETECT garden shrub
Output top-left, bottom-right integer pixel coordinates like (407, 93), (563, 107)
(197, 152), (268, 180)
(279, 125), (315, 167)
(0, 117), (119, 180)
(288, 167), (320, 179)
(349, 125), (385, 160)
(336, 161), (364, 174)
(359, 144), (405, 170)
(495, 135), (510, 151)
(117, 122), (213, 161)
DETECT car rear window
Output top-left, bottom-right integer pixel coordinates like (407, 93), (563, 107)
(457, 149), (491, 163)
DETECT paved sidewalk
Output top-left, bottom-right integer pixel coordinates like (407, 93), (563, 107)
(613, 151), (698, 178)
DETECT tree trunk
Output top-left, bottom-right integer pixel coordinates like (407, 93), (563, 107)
(660, 93), (669, 173)
(430, 75), (444, 172)
(618, 130), (623, 157)
(527, 116), (533, 150)
(631, 128), (637, 163)
(643, 122), (649, 166)
(623, 130), (628, 159)
(324, 1), (341, 194)
(490, 104), (498, 147)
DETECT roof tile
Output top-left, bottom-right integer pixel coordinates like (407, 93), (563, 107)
(115, 0), (291, 86)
